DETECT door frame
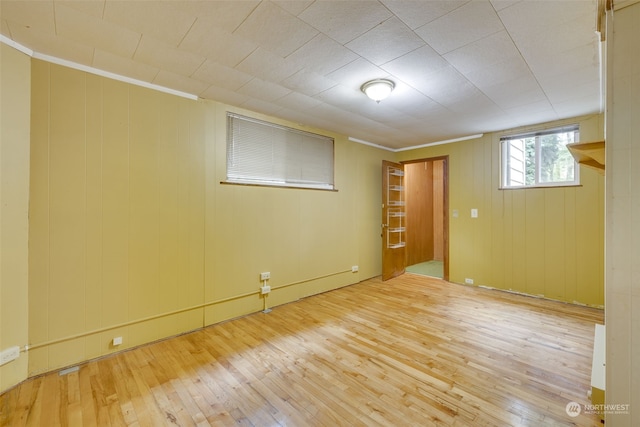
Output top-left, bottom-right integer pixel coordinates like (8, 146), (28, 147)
(401, 156), (449, 281)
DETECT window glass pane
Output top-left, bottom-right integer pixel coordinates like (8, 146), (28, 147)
(505, 139), (526, 187)
(539, 132), (576, 183)
(524, 137), (536, 186)
(501, 125), (579, 189)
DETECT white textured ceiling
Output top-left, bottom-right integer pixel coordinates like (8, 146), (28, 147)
(0, 0), (602, 149)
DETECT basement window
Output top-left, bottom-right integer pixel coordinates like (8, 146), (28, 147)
(225, 113), (335, 190)
(500, 125), (580, 189)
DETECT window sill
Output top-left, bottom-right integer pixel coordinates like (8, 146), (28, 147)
(499, 183), (582, 190)
(221, 181), (338, 192)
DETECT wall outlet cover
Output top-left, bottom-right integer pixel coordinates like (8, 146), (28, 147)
(0, 346), (20, 366)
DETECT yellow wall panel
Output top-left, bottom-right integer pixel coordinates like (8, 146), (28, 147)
(205, 296), (263, 326)
(101, 78), (131, 327)
(489, 187), (506, 289)
(48, 65), (87, 340)
(157, 99), (180, 315)
(499, 190), (514, 291)
(543, 189), (566, 300)
(479, 138), (494, 284)
(85, 74), (104, 333)
(181, 101), (206, 316)
(47, 339), (85, 371)
(266, 190), (303, 286)
(575, 169), (604, 305)
(28, 60), (51, 349)
(128, 87), (161, 320)
(525, 189), (545, 296)
(509, 190), (527, 292)
(354, 142), (392, 280)
(0, 44), (31, 391)
(562, 188), (578, 303)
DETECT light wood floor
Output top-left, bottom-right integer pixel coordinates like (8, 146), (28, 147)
(1, 275), (604, 426)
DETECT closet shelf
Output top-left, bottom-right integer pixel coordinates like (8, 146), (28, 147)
(388, 227), (406, 233)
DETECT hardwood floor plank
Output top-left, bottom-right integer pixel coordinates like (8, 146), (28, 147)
(41, 369), (62, 426)
(1, 276), (604, 426)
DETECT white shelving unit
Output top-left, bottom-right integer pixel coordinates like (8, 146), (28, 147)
(386, 166), (406, 249)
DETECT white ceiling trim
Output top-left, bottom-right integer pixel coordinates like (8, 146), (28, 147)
(348, 136), (395, 152)
(0, 36), (198, 101)
(394, 133), (484, 152)
(350, 133), (484, 153)
(0, 34), (33, 56)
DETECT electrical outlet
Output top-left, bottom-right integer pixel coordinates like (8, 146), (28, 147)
(261, 285), (271, 294)
(260, 272), (270, 280)
(0, 346), (20, 366)
(351, 265), (359, 272)
(465, 278), (474, 285)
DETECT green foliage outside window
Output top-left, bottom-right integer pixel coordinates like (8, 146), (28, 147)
(502, 126), (578, 188)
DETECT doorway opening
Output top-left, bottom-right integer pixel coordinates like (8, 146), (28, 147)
(403, 157), (448, 280)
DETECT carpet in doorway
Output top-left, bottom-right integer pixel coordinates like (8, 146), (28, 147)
(406, 260), (443, 279)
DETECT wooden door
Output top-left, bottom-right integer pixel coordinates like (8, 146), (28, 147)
(382, 160), (406, 280)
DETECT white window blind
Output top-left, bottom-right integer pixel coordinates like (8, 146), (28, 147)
(226, 113), (335, 190)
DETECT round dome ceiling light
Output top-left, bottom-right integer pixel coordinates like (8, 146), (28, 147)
(361, 79), (395, 103)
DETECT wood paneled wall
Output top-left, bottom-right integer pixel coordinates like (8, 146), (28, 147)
(405, 162), (434, 266)
(25, 59), (391, 378)
(0, 44), (31, 392)
(432, 160), (445, 261)
(28, 62), (208, 375)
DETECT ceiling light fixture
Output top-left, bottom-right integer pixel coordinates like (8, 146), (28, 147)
(361, 79), (395, 103)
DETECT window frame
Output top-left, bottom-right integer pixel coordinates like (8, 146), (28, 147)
(499, 125), (580, 190)
(224, 112), (336, 191)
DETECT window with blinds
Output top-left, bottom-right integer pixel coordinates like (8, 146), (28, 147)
(500, 124), (580, 189)
(226, 113), (335, 190)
